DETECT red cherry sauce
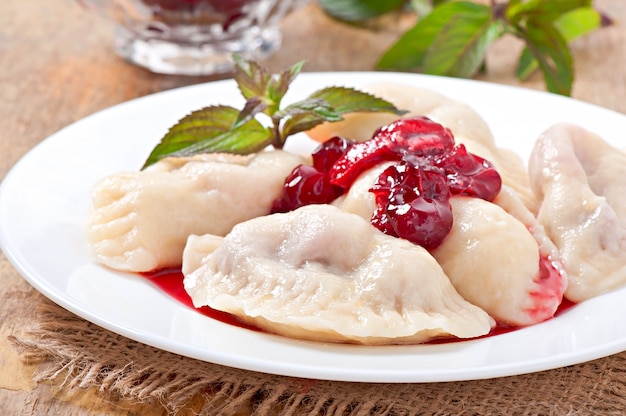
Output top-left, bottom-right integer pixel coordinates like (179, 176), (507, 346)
(141, 268), (259, 332)
(273, 116), (502, 250)
(524, 255), (567, 321)
(140, 268), (577, 343)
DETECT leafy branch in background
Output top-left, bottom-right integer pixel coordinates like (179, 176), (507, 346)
(317, 0), (611, 96)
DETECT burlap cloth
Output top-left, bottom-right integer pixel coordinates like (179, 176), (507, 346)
(7, 288), (626, 416)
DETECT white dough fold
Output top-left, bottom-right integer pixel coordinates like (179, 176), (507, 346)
(431, 191), (567, 326)
(85, 150), (305, 272)
(529, 123), (626, 302)
(183, 205), (495, 345)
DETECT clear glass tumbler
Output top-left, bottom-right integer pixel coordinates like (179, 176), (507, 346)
(78, 0), (308, 75)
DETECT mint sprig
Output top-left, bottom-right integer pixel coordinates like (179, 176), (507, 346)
(515, 6), (603, 81)
(142, 56), (406, 169)
(320, 0), (610, 96)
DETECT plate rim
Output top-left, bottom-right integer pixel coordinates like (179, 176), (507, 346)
(2, 71), (626, 383)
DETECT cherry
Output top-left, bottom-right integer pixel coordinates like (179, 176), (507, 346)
(270, 165), (342, 213)
(370, 162), (453, 249)
(271, 136), (352, 213)
(312, 136), (354, 172)
(434, 144), (501, 200)
(330, 116), (455, 189)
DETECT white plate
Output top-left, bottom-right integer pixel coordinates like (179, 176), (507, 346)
(2, 72), (626, 383)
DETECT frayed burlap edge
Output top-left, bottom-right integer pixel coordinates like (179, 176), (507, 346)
(7, 297), (414, 415)
(9, 294), (626, 416)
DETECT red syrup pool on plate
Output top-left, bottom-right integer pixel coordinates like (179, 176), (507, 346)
(141, 268), (259, 332)
(140, 268), (577, 344)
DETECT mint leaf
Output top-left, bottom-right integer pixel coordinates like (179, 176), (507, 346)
(278, 98), (343, 121)
(318, 0), (406, 22)
(519, 22), (573, 95)
(422, 7), (502, 77)
(506, 0), (587, 94)
(308, 86), (408, 115)
(142, 105), (272, 168)
(515, 47), (538, 81)
(516, 7), (601, 80)
(278, 98), (344, 140)
(553, 5), (601, 38)
(277, 87), (406, 143)
(233, 55), (270, 100)
(377, 1), (491, 71)
(233, 55), (304, 116)
(264, 60), (305, 115)
(507, 0), (593, 24)
(232, 96), (270, 130)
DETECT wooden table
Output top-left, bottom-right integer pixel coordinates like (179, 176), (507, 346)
(1, 1), (626, 414)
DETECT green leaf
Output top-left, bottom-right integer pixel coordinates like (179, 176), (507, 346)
(279, 98), (344, 139)
(520, 22), (574, 95)
(516, 7), (601, 80)
(232, 96), (270, 130)
(232, 55), (270, 100)
(167, 123), (273, 157)
(307, 86), (408, 115)
(516, 47), (538, 81)
(233, 55), (305, 116)
(277, 87), (406, 141)
(142, 105), (272, 168)
(422, 11), (503, 77)
(377, 1), (492, 71)
(264, 59), (305, 115)
(318, 0), (407, 22)
(554, 6), (602, 38)
(507, 0), (592, 25)
(279, 98), (344, 121)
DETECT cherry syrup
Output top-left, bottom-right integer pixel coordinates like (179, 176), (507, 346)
(141, 268), (258, 331)
(140, 268), (576, 343)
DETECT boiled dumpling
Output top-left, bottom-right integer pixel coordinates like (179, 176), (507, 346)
(528, 123), (626, 302)
(334, 160), (566, 325)
(85, 150), (305, 272)
(431, 189), (567, 326)
(183, 204), (494, 345)
(331, 154), (566, 326)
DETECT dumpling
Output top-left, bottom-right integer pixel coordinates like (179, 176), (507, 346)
(431, 189), (567, 326)
(183, 204), (495, 345)
(528, 123), (626, 302)
(331, 162), (391, 220)
(85, 150), (305, 272)
(306, 82), (536, 210)
(332, 155), (566, 326)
